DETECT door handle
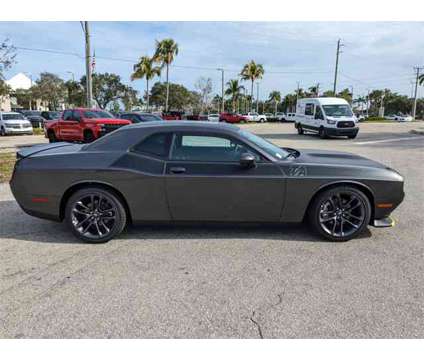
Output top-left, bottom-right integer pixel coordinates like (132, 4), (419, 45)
(170, 166), (186, 174)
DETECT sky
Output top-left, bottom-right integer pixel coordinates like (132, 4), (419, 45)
(1, 21), (423, 100)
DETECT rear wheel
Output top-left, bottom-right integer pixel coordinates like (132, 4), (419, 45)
(308, 186), (371, 241)
(296, 123), (304, 135)
(84, 130), (95, 143)
(319, 127), (327, 139)
(65, 187), (127, 243)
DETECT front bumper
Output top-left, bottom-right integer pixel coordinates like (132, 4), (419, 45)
(325, 127), (359, 136)
(4, 127), (33, 135)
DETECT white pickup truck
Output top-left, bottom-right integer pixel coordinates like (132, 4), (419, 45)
(242, 112), (267, 123)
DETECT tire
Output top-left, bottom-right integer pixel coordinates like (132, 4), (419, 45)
(296, 123), (304, 135)
(319, 127), (327, 139)
(84, 130), (95, 143)
(65, 187), (127, 243)
(47, 130), (56, 143)
(308, 186), (371, 242)
(348, 134), (357, 139)
(0, 126), (6, 136)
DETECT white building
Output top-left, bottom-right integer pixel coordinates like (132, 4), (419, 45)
(6, 72), (33, 90)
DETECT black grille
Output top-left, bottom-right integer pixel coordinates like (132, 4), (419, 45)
(102, 124), (126, 134)
(337, 121), (355, 128)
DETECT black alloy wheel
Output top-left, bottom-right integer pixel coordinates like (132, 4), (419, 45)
(65, 187), (127, 243)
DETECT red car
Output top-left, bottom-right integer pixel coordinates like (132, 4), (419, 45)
(219, 112), (247, 123)
(45, 108), (131, 143)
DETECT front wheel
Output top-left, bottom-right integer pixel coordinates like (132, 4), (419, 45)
(348, 134), (357, 139)
(319, 127), (327, 139)
(65, 187), (127, 243)
(308, 186), (371, 241)
(0, 127), (6, 136)
(296, 123), (304, 135)
(84, 131), (95, 143)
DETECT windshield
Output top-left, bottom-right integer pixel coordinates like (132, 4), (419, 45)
(239, 130), (289, 160)
(322, 105), (353, 117)
(3, 113), (26, 120)
(48, 111), (61, 118)
(138, 114), (163, 122)
(83, 110), (114, 119)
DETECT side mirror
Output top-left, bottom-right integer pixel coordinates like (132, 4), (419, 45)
(239, 153), (256, 169)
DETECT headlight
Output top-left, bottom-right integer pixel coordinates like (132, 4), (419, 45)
(327, 120), (337, 125)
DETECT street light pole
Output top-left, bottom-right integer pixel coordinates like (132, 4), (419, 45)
(256, 82), (259, 113)
(217, 68), (224, 113)
(333, 39), (344, 94)
(412, 66), (422, 120)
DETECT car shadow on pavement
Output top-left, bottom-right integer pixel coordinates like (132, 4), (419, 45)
(0, 200), (372, 244)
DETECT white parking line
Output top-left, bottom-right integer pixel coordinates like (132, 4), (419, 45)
(354, 136), (424, 145)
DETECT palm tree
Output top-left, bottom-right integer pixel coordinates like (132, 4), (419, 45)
(240, 60), (264, 111)
(268, 91), (281, 114)
(225, 79), (244, 112)
(419, 73), (424, 86)
(153, 38), (179, 112)
(131, 56), (161, 112)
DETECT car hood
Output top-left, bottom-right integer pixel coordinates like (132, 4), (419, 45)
(291, 148), (387, 169)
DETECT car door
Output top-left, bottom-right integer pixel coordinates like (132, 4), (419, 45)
(304, 103), (315, 130)
(164, 132), (285, 222)
(314, 105), (325, 128)
(58, 110), (75, 140)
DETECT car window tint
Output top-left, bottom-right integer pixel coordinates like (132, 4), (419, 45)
(133, 133), (172, 158)
(63, 110), (73, 121)
(73, 110), (81, 121)
(171, 134), (259, 162)
(305, 104), (314, 116)
(139, 114), (162, 122)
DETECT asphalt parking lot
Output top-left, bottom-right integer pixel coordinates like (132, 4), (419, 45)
(1, 122), (423, 338)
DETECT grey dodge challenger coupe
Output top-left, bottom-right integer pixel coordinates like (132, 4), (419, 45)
(10, 121), (404, 243)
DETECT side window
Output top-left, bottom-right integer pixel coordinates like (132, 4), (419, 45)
(133, 133), (172, 158)
(72, 110), (81, 121)
(63, 110), (73, 121)
(315, 106), (324, 120)
(171, 133), (260, 162)
(305, 103), (314, 116)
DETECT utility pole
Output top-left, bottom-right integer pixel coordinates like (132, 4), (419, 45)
(81, 21), (93, 108)
(412, 66), (423, 120)
(350, 85), (354, 105)
(333, 39), (344, 94)
(316, 83), (320, 97)
(217, 68), (224, 113)
(256, 82), (260, 113)
(366, 89), (370, 118)
(296, 82), (300, 112)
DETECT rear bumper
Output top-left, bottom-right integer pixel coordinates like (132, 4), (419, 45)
(372, 216), (395, 228)
(326, 127), (359, 136)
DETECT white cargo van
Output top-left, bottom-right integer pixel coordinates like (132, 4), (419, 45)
(294, 97), (359, 139)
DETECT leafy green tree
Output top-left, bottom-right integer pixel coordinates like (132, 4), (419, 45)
(153, 39), (179, 112)
(150, 82), (195, 111)
(225, 79), (244, 112)
(240, 60), (264, 111)
(322, 90), (335, 97)
(13, 88), (35, 109)
(81, 72), (130, 109)
(268, 90), (281, 114)
(64, 80), (85, 107)
(131, 56), (161, 111)
(31, 72), (66, 110)
(122, 85), (141, 111)
(337, 88), (353, 103)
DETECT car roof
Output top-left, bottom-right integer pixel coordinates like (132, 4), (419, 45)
(126, 120), (239, 132)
